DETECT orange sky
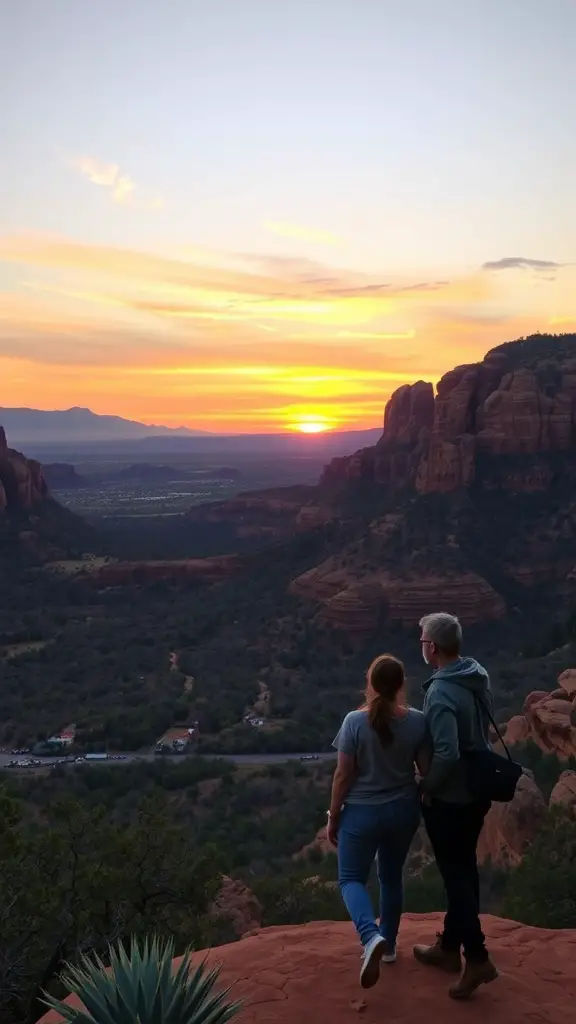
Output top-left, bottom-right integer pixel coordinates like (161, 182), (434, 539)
(3, 3), (576, 434)
(1, 233), (575, 433)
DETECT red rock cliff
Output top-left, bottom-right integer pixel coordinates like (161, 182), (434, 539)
(0, 426), (49, 511)
(321, 335), (576, 494)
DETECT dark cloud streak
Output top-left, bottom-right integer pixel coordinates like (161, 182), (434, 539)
(482, 256), (564, 272)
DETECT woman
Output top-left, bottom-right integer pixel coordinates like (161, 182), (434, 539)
(328, 654), (429, 989)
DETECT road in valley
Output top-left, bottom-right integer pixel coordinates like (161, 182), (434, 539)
(0, 750), (336, 771)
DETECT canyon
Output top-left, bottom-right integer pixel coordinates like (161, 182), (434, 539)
(182, 334), (576, 636)
(5, 334), (576, 640)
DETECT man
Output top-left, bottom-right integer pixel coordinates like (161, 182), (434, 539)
(414, 612), (498, 1000)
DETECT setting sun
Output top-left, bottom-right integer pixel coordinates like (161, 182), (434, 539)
(299, 421), (329, 434)
(291, 414), (333, 434)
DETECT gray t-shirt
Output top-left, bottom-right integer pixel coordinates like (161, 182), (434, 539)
(332, 707), (427, 805)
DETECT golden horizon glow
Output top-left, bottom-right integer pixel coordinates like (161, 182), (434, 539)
(1, 233), (575, 433)
(298, 423), (329, 433)
(291, 414), (333, 434)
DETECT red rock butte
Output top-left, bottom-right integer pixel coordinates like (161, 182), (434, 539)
(39, 915), (576, 1024)
(321, 337), (576, 494)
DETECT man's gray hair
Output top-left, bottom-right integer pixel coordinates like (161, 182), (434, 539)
(419, 612), (463, 654)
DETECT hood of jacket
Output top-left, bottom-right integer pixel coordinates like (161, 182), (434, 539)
(422, 656), (490, 695)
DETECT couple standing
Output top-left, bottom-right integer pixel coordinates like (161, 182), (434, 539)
(327, 611), (499, 1000)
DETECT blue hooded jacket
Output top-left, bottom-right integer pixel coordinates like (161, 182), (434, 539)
(421, 656), (493, 804)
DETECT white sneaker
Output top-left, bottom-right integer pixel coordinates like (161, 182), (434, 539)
(381, 942), (397, 964)
(360, 935), (386, 989)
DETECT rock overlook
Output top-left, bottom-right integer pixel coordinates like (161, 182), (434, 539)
(39, 915), (576, 1024)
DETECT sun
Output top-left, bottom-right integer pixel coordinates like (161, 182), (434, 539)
(286, 412), (337, 434)
(298, 421), (329, 434)
(290, 414), (334, 434)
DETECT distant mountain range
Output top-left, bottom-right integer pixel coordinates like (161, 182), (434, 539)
(1, 405), (384, 456)
(0, 407), (210, 443)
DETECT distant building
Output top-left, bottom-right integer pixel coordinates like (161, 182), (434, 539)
(50, 724), (76, 746)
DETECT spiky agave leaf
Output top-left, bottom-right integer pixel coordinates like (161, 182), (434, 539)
(41, 935), (242, 1024)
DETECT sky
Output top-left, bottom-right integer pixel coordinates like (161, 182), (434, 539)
(1, 0), (575, 434)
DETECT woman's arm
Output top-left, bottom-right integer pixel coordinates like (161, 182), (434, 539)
(327, 751), (356, 845)
(415, 741), (432, 779)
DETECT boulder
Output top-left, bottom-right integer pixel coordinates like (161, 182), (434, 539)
(478, 773), (547, 867)
(505, 674), (576, 761)
(550, 771), (576, 816)
(558, 669), (576, 697)
(503, 715), (531, 746)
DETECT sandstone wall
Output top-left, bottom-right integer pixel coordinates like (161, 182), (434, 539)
(321, 340), (576, 495)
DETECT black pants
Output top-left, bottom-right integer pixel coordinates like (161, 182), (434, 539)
(423, 798), (491, 962)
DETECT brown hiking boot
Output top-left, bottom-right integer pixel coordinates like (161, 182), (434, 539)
(413, 934), (462, 974)
(449, 958), (499, 1000)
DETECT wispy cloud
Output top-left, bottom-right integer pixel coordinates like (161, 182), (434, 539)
(482, 256), (564, 272)
(264, 221), (341, 245)
(73, 156), (135, 204)
(71, 156), (163, 210)
(75, 157), (120, 188)
(3, 231), (573, 432)
(0, 236), (478, 311)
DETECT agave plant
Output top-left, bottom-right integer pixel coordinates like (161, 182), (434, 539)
(42, 935), (242, 1024)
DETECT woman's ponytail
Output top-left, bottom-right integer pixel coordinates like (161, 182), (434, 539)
(365, 654), (405, 747)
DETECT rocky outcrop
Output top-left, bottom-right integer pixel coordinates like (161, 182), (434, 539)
(550, 771), (576, 816)
(502, 715), (531, 746)
(291, 563), (505, 634)
(319, 582), (387, 635)
(40, 916), (576, 1024)
(320, 381), (434, 490)
(210, 875), (262, 939)
(504, 672), (576, 761)
(478, 772), (547, 867)
(558, 668), (576, 697)
(187, 485), (335, 540)
(0, 428), (93, 563)
(0, 426), (49, 511)
(321, 334), (576, 495)
(86, 555), (246, 587)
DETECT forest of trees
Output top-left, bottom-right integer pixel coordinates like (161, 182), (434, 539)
(2, 544), (574, 755)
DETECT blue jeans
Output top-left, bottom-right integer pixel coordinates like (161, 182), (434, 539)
(338, 797), (421, 947)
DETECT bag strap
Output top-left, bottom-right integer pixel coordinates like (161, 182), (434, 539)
(447, 680), (512, 762)
(473, 693), (513, 762)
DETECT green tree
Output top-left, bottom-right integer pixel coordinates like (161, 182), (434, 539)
(502, 809), (576, 928)
(0, 789), (223, 1024)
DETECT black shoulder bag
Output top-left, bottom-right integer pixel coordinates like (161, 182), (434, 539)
(462, 692), (523, 803)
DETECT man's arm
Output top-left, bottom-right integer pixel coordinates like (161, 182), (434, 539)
(421, 700), (460, 796)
